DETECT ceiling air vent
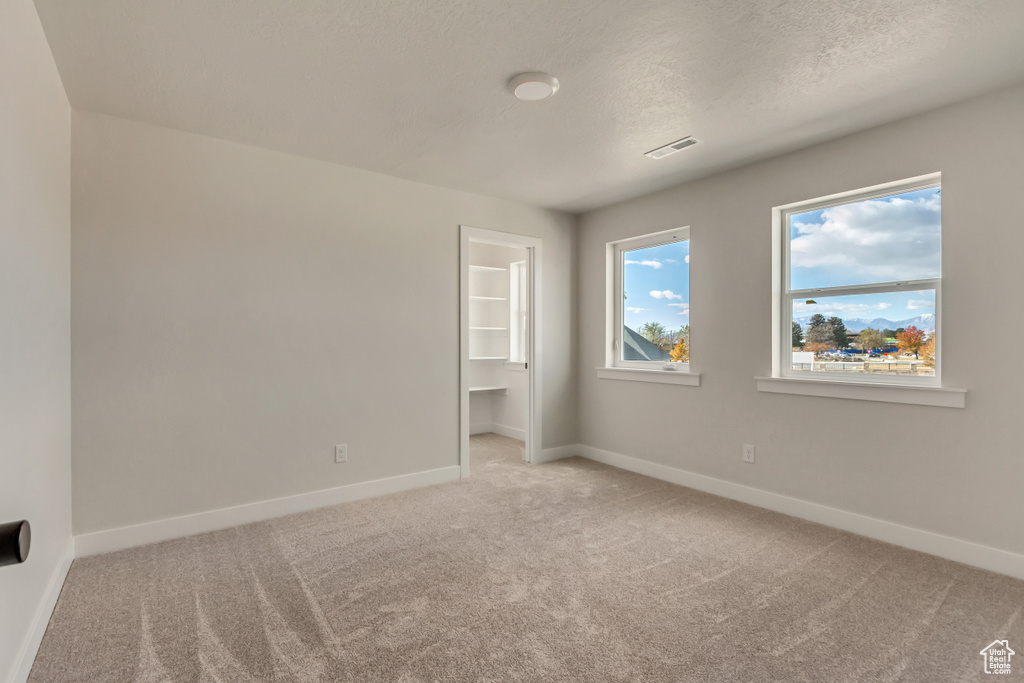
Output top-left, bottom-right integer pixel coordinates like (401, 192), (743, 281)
(645, 136), (700, 159)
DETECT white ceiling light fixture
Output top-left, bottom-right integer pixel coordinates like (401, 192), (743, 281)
(645, 136), (700, 159)
(508, 72), (560, 101)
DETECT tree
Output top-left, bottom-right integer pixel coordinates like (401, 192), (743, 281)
(804, 341), (831, 355)
(669, 325), (690, 349)
(792, 321), (804, 349)
(639, 322), (670, 350)
(858, 327), (885, 352)
(804, 313), (851, 356)
(827, 316), (849, 349)
(921, 333), (936, 368)
(896, 326), (926, 358)
(670, 335), (689, 362)
(804, 314), (832, 355)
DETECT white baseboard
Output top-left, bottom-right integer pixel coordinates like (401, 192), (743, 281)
(74, 466), (461, 557)
(470, 423), (526, 441)
(489, 423), (526, 441)
(9, 537), (74, 683)
(577, 444), (1024, 581)
(535, 444), (578, 464)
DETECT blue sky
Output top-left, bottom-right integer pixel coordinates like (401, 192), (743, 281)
(623, 240), (690, 331)
(790, 186), (940, 324)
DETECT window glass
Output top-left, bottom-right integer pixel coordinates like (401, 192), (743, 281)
(621, 240), (690, 363)
(790, 186), (941, 290)
(791, 290), (936, 376)
(781, 177), (941, 384)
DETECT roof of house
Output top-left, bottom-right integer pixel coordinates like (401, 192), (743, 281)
(623, 326), (671, 362)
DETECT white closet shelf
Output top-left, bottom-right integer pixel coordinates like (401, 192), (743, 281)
(469, 386), (509, 395)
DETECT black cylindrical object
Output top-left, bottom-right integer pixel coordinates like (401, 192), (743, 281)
(0, 520), (31, 567)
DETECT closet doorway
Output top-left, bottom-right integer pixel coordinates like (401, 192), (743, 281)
(459, 226), (541, 478)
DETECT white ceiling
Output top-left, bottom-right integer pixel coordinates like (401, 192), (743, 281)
(33, 0), (1024, 213)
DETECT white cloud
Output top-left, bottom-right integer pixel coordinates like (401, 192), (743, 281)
(790, 193), (941, 283)
(792, 296), (933, 321)
(792, 300), (877, 317)
(626, 307), (646, 313)
(650, 290), (684, 300)
(684, 254), (690, 264)
(625, 259), (663, 269)
(664, 258), (678, 264)
(668, 303), (690, 316)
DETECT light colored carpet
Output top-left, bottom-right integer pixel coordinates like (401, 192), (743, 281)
(31, 434), (1024, 682)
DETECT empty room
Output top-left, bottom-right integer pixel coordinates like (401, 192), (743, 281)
(3, 1), (1024, 681)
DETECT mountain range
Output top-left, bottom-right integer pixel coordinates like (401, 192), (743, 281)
(794, 313), (935, 334)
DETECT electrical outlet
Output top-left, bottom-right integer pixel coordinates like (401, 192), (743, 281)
(742, 444), (755, 463)
(335, 444), (348, 463)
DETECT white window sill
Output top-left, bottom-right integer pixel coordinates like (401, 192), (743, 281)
(597, 367), (701, 386)
(755, 376), (965, 408)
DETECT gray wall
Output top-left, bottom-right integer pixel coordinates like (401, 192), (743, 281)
(578, 83), (1024, 555)
(0, 0), (72, 678)
(71, 111), (577, 534)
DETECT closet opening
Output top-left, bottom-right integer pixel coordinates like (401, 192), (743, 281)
(459, 226), (541, 477)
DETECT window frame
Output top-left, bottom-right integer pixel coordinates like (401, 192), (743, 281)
(508, 259), (527, 364)
(773, 173), (942, 387)
(606, 226), (692, 373)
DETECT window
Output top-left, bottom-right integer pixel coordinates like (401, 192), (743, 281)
(606, 227), (691, 373)
(509, 260), (527, 363)
(776, 174), (942, 385)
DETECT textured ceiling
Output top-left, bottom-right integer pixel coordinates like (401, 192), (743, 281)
(33, 0), (1024, 212)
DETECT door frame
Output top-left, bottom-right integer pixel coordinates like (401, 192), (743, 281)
(459, 225), (542, 478)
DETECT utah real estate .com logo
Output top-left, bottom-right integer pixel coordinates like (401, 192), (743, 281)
(980, 640), (1014, 675)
